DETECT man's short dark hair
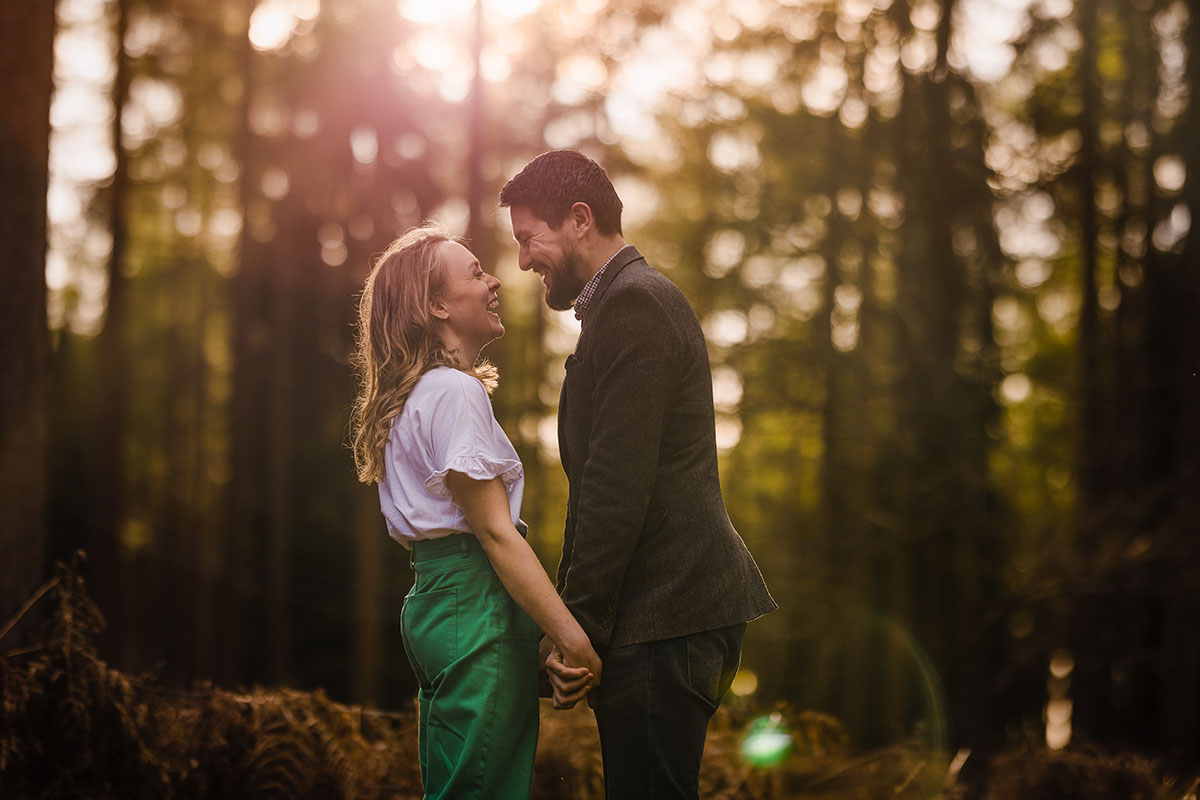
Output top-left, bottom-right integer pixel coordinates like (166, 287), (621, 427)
(499, 150), (623, 236)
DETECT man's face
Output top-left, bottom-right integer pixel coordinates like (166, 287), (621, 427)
(508, 204), (586, 311)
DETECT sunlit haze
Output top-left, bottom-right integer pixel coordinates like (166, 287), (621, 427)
(50, 0), (1052, 336)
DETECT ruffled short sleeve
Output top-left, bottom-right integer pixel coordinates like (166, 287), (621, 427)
(422, 372), (523, 500)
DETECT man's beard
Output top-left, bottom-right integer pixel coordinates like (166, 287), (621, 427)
(545, 244), (587, 311)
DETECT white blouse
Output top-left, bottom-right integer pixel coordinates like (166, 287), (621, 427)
(378, 366), (524, 547)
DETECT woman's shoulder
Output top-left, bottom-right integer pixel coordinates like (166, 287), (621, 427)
(394, 368), (488, 441)
(412, 366), (487, 404)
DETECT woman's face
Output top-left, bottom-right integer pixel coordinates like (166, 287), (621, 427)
(432, 240), (503, 353)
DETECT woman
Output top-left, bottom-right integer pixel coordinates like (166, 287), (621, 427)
(350, 225), (601, 799)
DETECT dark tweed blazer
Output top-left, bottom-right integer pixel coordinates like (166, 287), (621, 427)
(556, 246), (776, 649)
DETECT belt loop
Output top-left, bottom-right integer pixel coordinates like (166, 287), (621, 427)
(460, 535), (468, 557)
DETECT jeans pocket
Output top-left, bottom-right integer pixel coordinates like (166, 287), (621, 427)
(401, 587), (458, 687)
(686, 633), (726, 709)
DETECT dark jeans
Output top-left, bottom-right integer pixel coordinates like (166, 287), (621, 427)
(592, 623), (746, 800)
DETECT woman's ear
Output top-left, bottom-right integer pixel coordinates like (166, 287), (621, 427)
(429, 299), (449, 321)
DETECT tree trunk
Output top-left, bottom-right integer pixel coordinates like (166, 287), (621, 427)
(193, 268), (220, 682)
(160, 281), (191, 684)
(88, 0), (131, 660)
(352, 488), (383, 704)
(0, 0), (55, 631)
(817, 116), (854, 727)
(1069, 0), (1113, 746)
(265, 226), (296, 686)
(1159, 0), (1200, 763)
(465, 0), (487, 259)
(225, 0), (265, 684)
(1073, 0), (1104, 510)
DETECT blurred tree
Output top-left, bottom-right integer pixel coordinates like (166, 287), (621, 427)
(84, 0), (130, 666)
(0, 0), (56, 628)
(1011, 0), (1200, 761)
(885, 0), (1007, 751)
(226, 0), (457, 693)
(1165, 0), (1200, 761)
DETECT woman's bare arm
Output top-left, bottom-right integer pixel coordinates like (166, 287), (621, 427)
(444, 471), (601, 705)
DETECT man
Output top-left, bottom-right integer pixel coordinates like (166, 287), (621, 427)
(500, 150), (776, 799)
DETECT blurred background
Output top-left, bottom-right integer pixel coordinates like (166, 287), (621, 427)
(3, 0), (1199, 779)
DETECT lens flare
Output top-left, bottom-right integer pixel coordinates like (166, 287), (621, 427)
(740, 713), (792, 768)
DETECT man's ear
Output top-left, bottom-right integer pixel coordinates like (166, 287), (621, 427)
(568, 202), (594, 237)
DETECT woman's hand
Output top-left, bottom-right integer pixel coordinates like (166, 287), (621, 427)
(546, 637), (601, 709)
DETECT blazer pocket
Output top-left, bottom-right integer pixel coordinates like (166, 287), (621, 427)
(562, 353), (593, 410)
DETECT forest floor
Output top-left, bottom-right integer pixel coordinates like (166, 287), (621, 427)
(1, 562), (1193, 800)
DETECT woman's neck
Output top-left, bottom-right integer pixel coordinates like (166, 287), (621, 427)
(436, 329), (481, 368)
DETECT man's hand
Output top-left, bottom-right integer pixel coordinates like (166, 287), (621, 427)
(546, 644), (598, 710)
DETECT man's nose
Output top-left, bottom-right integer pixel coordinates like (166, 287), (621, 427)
(516, 246), (532, 271)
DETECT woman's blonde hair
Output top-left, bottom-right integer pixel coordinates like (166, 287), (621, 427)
(350, 224), (498, 484)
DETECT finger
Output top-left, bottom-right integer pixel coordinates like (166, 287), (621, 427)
(556, 691), (588, 708)
(549, 672), (590, 695)
(552, 680), (590, 698)
(547, 660), (590, 679)
(552, 688), (580, 710)
(549, 674), (592, 697)
(549, 676), (592, 695)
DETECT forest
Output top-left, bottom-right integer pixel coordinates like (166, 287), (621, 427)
(2, 0), (1199, 796)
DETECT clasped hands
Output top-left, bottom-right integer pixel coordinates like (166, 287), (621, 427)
(539, 636), (601, 710)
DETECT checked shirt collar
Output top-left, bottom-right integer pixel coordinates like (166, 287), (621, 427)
(574, 244), (632, 321)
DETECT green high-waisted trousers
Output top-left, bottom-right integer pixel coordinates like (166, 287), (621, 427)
(401, 532), (540, 799)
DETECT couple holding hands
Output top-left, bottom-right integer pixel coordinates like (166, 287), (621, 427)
(351, 150), (775, 799)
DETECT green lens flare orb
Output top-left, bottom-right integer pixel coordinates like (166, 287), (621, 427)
(740, 714), (792, 768)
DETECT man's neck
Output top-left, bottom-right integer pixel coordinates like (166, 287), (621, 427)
(579, 235), (627, 283)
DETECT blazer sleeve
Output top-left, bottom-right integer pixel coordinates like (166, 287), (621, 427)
(559, 283), (680, 647)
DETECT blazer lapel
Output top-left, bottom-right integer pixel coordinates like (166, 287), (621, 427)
(583, 245), (643, 323)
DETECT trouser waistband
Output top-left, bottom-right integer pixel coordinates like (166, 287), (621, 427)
(409, 521), (528, 565)
(410, 532), (478, 564)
